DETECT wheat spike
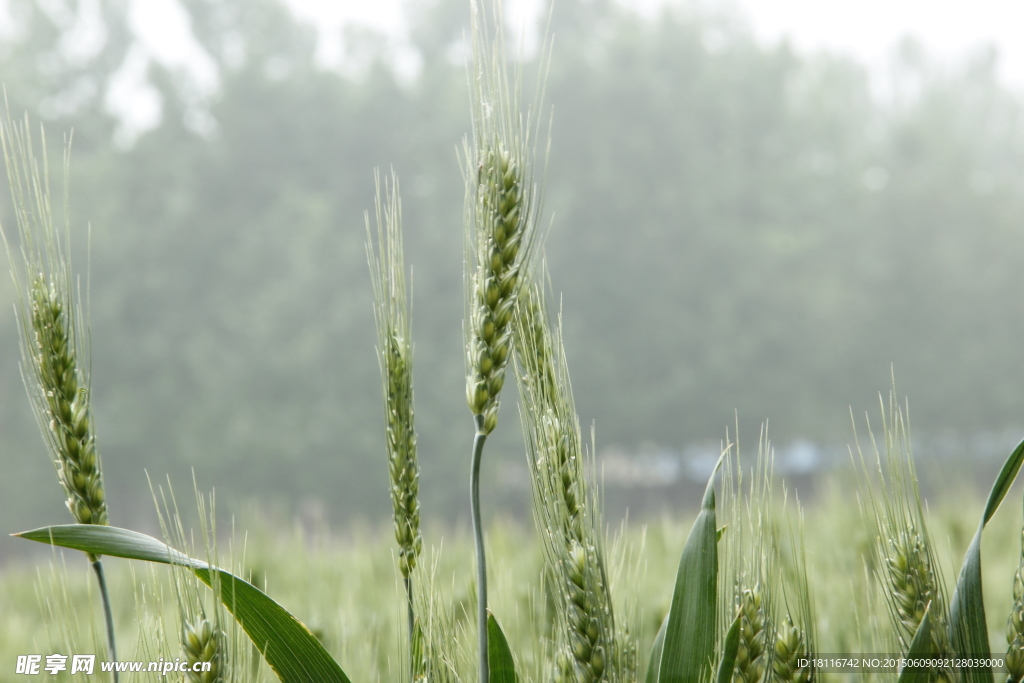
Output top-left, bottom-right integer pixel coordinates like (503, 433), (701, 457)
(515, 282), (627, 683)
(773, 615), (812, 683)
(367, 171), (422, 580)
(182, 615), (227, 683)
(735, 583), (769, 683)
(1, 116), (108, 531)
(1005, 527), (1024, 683)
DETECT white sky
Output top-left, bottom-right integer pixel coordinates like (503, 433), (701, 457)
(131, 0), (1024, 77)
(119, 0), (1024, 135)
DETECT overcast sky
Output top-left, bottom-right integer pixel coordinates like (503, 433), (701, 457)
(120, 0), (1024, 135)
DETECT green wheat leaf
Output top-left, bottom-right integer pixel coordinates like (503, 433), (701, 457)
(898, 602), (934, 683)
(646, 615), (669, 683)
(948, 437), (1024, 683)
(716, 613), (742, 683)
(487, 612), (518, 683)
(15, 524), (351, 683)
(659, 455), (723, 683)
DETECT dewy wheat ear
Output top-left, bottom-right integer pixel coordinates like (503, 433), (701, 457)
(0, 113), (119, 678)
(462, 0), (548, 679)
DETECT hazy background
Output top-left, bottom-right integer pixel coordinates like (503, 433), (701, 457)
(2, 0), (1023, 560)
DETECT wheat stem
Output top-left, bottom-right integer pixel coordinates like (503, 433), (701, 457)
(91, 559), (118, 683)
(470, 416), (490, 683)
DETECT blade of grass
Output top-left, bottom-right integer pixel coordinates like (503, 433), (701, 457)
(948, 437), (1024, 683)
(659, 455), (724, 683)
(487, 612), (518, 683)
(15, 524), (351, 683)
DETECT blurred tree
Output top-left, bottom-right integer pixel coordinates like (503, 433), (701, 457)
(2, 0), (1023, 541)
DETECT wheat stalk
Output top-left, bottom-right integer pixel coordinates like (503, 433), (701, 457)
(462, 1), (548, 678)
(366, 170), (423, 664)
(1, 112), (119, 677)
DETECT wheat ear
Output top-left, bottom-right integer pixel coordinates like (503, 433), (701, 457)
(366, 170), (422, 660)
(1006, 525), (1024, 683)
(721, 435), (775, 683)
(1, 112), (118, 676)
(773, 492), (816, 683)
(855, 392), (951, 681)
(514, 282), (625, 682)
(463, 1), (547, 679)
(182, 615), (227, 683)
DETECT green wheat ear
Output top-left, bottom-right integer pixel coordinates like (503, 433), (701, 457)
(462, 0), (546, 437)
(1, 111), (119, 676)
(515, 280), (631, 683)
(721, 432), (775, 683)
(462, 2), (551, 679)
(1, 115), (108, 530)
(366, 169), (423, 665)
(855, 390), (951, 681)
(1006, 525), (1024, 683)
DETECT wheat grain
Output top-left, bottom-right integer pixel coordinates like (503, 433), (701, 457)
(772, 615), (812, 683)
(735, 583), (769, 683)
(182, 615), (227, 683)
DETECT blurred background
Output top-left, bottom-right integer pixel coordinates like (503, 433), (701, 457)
(1, 0), (1023, 560)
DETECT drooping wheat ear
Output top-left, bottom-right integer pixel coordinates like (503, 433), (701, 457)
(514, 282), (625, 683)
(1, 112), (119, 675)
(366, 170), (422, 653)
(1005, 526), (1024, 683)
(854, 391), (951, 668)
(182, 614), (227, 683)
(1, 115), (108, 531)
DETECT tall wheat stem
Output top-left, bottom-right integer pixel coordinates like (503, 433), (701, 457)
(470, 417), (489, 682)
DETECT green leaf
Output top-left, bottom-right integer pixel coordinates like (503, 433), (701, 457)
(897, 603), (934, 683)
(659, 456), (723, 683)
(715, 613), (742, 683)
(948, 437), (1024, 683)
(15, 524), (351, 683)
(487, 612), (518, 683)
(645, 615), (669, 683)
